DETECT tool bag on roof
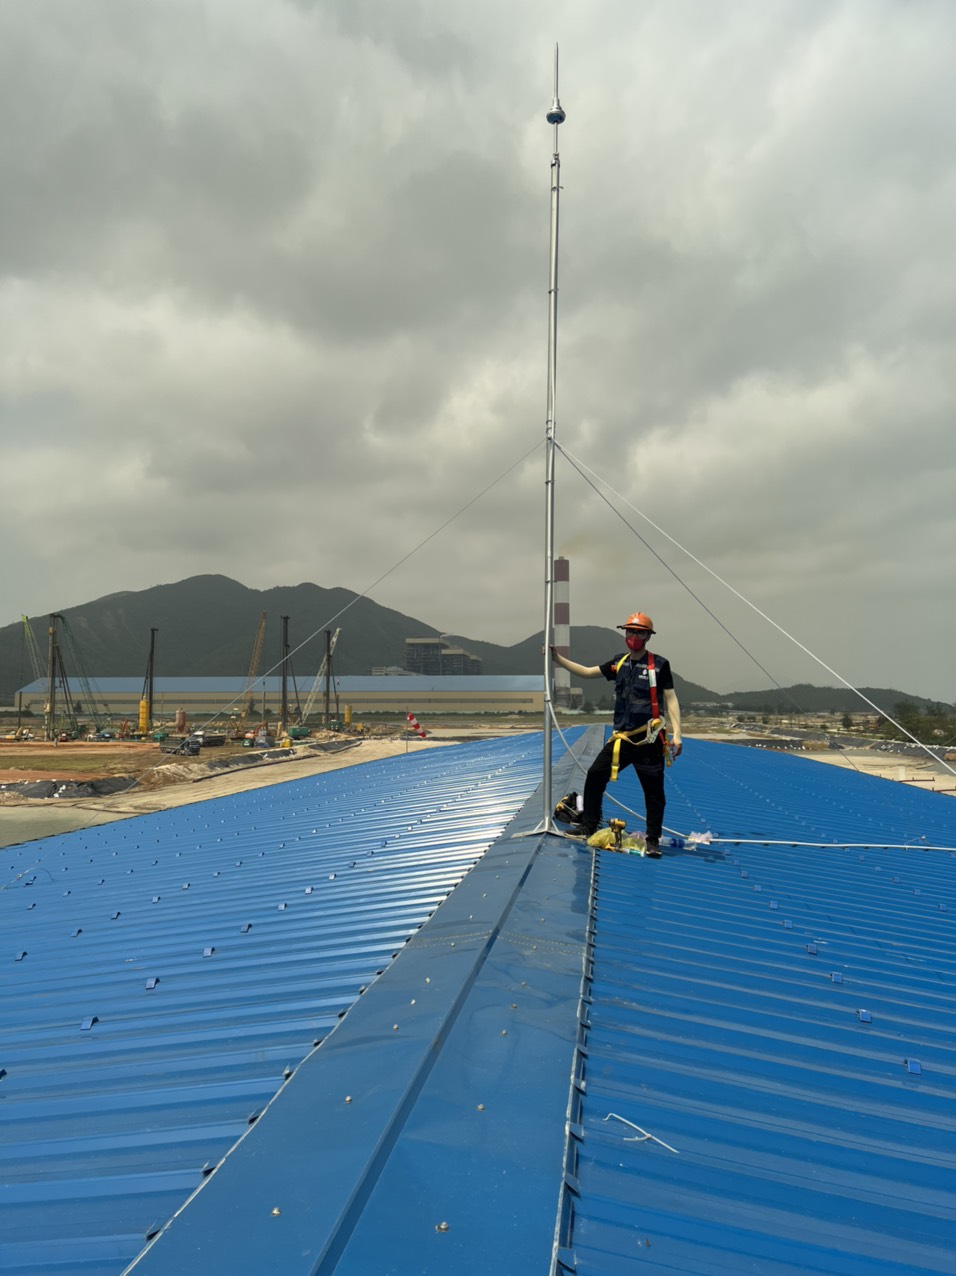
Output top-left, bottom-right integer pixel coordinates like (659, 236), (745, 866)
(553, 791), (581, 824)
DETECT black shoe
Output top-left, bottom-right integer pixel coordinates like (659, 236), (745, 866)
(644, 838), (662, 857)
(565, 822), (598, 841)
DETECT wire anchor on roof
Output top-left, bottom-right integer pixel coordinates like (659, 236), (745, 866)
(602, 1112), (680, 1154)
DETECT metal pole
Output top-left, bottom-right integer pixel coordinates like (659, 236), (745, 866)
(280, 616), (290, 738)
(323, 630), (332, 728)
(146, 628), (157, 730)
(532, 46), (566, 835)
(45, 614), (58, 742)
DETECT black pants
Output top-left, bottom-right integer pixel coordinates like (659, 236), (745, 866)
(582, 735), (666, 839)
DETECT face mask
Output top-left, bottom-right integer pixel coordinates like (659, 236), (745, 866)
(625, 632), (647, 653)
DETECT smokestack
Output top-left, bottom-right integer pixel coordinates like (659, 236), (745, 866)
(553, 556), (571, 707)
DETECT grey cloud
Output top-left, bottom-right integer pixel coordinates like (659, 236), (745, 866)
(1, 0), (954, 702)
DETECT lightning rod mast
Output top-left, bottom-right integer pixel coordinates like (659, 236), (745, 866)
(534, 45), (566, 835)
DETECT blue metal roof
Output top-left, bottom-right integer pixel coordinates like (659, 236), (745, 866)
(652, 737), (956, 850)
(0, 730), (584, 1275)
(3, 730), (955, 1276)
(328, 675), (542, 692)
(557, 737), (956, 1275)
(124, 733), (596, 1276)
(16, 675), (543, 695)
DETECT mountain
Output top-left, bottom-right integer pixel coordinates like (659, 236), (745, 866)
(0, 576), (945, 714)
(1, 576), (447, 702)
(0, 576), (713, 705)
(717, 683), (951, 716)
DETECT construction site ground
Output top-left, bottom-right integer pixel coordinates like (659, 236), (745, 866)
(0, 729), (513, 848)
(0, 729), (952, 851)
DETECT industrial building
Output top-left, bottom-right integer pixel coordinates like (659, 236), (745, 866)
(14, 674), (545, 723)
(403, 637), (482, 676)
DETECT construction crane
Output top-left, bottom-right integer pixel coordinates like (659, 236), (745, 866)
(302, 628), (340, 725)
(21, 616), (44, 683)
(58, 614), (110, 732)
(138, 628), (157, 735)
(237, 611), (267, 732)
(18, 617), (45, 737)
(39, 614), (80, 740)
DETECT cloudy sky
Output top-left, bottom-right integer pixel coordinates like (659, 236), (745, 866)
(2, 0), (954, 701)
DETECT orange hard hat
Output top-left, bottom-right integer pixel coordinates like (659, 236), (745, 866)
(617, 611), (655, 634)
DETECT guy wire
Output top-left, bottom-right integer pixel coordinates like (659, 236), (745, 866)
(63, 440), (545, 820)
(557, 442), (956, 781)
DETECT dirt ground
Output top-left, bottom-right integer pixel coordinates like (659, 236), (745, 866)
(0, 740), (162, 783)
(800, 750), (956, 795)
(0, 733), (458, 805)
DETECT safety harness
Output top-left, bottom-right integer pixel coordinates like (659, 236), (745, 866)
(609, 651), (672, 781)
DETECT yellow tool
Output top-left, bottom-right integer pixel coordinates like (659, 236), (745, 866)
(608, 818), (627, 851)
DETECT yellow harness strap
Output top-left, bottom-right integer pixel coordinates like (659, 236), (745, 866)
(609, 653), (670, 780)
(609, 719), (665, 781)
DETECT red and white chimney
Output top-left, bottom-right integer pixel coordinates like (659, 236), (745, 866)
(553, 556), (571, 707)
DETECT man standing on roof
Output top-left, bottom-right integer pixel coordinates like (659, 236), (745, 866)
(551, 612), (682, 856)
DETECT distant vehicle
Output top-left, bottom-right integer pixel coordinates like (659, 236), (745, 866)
(160, 736), (201, 757)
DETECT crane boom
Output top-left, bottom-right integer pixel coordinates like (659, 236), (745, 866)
(58, 614), (108, 731)
(302, 629), (340, 721)
(22, 616), (44, 683)
(239, 611), (267, 725)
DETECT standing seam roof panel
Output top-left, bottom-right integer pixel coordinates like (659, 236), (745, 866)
(563, 741), (956, 1276)
(0, 730), (583, 1275)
